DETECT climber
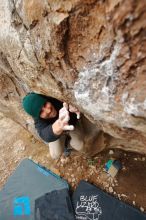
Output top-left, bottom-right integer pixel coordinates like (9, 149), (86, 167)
(22, 92), (84, 159)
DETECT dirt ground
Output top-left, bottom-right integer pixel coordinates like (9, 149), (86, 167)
(0, 117), (146, 214)
(56, 149), (146, 213)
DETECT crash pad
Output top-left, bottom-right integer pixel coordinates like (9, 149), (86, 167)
(35, 188), (75, 220)
(0, 159), (68, 220)
(72, 180), (146, 220)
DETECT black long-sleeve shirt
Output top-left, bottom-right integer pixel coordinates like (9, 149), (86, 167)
(34, 96), (78, 143)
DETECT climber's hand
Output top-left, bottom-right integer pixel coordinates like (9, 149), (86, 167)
(69, 104), (80, 119)
(59, 103), (74, 131)
(52, 103), (74, 135)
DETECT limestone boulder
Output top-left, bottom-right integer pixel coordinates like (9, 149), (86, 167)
(0, 0), (146, 154)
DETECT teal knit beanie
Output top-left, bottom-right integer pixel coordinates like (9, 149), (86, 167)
(22, 93), (48, 119)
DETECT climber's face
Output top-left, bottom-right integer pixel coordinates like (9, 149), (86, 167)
(40, 102), (57, 119)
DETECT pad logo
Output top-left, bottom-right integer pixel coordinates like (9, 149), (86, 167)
(13, 197), (31, 216)
(75, 195), (102, 220)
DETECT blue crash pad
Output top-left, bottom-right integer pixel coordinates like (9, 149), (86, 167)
(0, 159), (68, 220)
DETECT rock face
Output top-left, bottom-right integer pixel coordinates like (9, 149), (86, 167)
(0, 0), (146, 154)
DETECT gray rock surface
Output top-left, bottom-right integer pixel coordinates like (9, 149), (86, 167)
(0, 0), (146, 154)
